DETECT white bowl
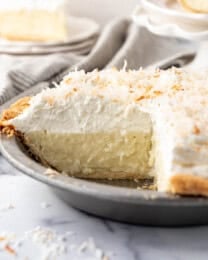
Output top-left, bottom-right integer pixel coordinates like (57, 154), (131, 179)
(142, 0), (208, 27)
(132, 2), (208, 41)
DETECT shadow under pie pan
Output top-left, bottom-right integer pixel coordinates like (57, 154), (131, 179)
(1, 83), (208, 227)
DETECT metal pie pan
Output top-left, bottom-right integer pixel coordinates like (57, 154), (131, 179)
(1, 83), (208, 227)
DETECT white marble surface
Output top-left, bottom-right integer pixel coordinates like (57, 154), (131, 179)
(0, 162), (208, 260)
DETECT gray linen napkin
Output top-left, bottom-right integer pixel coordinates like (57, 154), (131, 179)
(0, 18), (196, 105)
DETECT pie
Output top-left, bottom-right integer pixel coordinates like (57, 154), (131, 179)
(1, 68), (208, 196)
(0, 9), (67, 42)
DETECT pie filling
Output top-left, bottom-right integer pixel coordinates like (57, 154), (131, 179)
(23, 130), (153, 178)
(9, 110), (172, 191)
(1, 68), (208, 196)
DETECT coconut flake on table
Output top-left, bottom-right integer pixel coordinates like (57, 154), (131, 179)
(40, 202), (51, 209)
(0, 227), (110, 259)
(0, 203), (15, 212)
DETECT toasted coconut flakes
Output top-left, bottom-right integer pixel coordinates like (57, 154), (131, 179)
(0, 96), (31, 137)
(172, 84), (183, 91)
(64, 77), (72, 84)
(135, 96), (145, 102)
(44, 96), (55, 106)
(153, 90), (163, 96)
(0, 237), (6, 242)
(193, 125), (201, 135)
(64, 92), (72, 99)
(145, 85), (153, 91)
(4, 244), (16, 255)
(1, 97), (30, 121)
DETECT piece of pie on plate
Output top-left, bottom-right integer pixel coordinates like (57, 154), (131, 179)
(1, 68), (208, 196)
(0, 0), (67, 42)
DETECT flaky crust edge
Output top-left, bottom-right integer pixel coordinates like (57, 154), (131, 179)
(169, 174), (208, 197)
(0, 96), (31, 137)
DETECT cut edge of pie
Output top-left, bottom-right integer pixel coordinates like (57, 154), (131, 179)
(1, 68), (208, 197)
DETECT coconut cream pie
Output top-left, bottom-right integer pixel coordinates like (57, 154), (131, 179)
(0, 0), (67, 42)
(1, 68), (208, 196)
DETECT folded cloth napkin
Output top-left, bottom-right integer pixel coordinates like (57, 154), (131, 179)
(0, 18), (196, 105)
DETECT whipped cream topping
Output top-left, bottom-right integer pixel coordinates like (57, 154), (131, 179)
(10, 68), (208, 178)
(0, 0), (65, 11)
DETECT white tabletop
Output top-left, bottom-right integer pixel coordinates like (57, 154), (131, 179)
(0, 165), (208, 260)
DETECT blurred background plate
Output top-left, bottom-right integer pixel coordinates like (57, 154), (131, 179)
(133, 3), (208, 41)
(1, 83), (208, 227)
(0, 16), (99, 54)
(0, 37), (96, 55)
(142, 0), (208, 25)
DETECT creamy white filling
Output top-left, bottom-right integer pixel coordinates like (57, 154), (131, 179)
(23, 131), (153, 177)
(11, 93), (152, 134)
(8, 68), (208, 181)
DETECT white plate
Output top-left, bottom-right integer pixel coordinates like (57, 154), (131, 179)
(133, 4), (208, 41)
(0, 16), (100, 48)
(0, 37), (96, 55)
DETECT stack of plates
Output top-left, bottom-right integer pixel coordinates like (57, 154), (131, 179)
(132, 0), (208, 41)
(0, 16), (100, 55)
